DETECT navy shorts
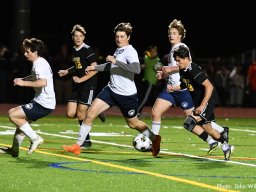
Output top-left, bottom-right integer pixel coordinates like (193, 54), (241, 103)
(97, 86), (138, 118)
(158, 88), (194, 110)
(22, 101), (53, 121)
(69, 88), (96, 105)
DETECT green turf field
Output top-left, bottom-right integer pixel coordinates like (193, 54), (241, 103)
(0, 115), (255, 192)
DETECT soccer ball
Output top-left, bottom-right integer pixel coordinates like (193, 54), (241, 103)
(132, 133), (152, 152)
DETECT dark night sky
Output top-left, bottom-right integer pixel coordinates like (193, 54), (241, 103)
(1, 1), (255, 59)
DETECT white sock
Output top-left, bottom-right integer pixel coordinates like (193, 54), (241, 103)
(151, 121), (161, 135)
(77, 123), (91, 146)
(222, 142), (230, 151)
(206, 136), (217, 145)
(12, 129), (26, 151)
(141, 128), (155, 141)
(211, 122), (224, 132)
(19, 122), (38, 140)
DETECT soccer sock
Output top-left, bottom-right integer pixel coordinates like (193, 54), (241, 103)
(12, 129), (26, 151)
(151, 121), (161, 135)
(211, 122), (224, 132)
(77, 122), (91, 146)
(19, 122), (38, 140)
(78, 120), (90, 141)
(222, 142), (230, 151)
(198, 131), (209, 142)
(141, 128), (156, 141)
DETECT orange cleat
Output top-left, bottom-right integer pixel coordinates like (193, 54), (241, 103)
(62, 144), (81, 155)
(151, 135), (161, 157)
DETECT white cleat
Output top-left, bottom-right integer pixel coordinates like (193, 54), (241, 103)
(27, 136), (44, 155)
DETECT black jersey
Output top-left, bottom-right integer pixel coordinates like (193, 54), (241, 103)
(71, 44), (97, 90)
(179, 62), (219, 106)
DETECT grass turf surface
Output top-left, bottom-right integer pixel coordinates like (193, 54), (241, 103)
(0, 115), (256, 192)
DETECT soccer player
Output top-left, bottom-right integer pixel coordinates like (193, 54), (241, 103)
(62, 22), (161, 157)
(172, 45), (233, 160)
(153, 19), (228, 154)
(58, 24), (105, 149)
(0, 38), (56, 157)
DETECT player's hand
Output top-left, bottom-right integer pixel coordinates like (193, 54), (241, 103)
(85, 65), (95, 74)
(13, 78), (25, 86)
(58, 70), (68, 77)
(156, 71), (163, 80)
(73, 76), (81, 83)
(106, 55), (116, 64)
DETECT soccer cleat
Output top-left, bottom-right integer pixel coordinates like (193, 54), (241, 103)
(27, 136), (44, 155)
(98, 113), (106, 122)
(62, 144), (81, 155)
(207, 142), (221, 155)
(222, 127), (229, 143)
(151, 135), (161, 157)
(223, 144), (233, 161)
(0, 147), (19, 157)
(80, 140), (92, 149)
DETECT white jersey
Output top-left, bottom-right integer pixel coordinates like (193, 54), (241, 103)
(168, 43), (191, 87)
(108, 45), (139, 96)
(32, 57), (56, 109)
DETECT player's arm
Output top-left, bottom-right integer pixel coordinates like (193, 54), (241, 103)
(73, 62), (98, 83)
(14, 78), (47, 88)
(58, 66), (75, 77)
(162, 66), (179, 74)
(114, 60), (141, 74)
(195, 79), (213, 114)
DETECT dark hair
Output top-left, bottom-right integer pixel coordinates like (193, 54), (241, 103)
(114, 22), (132, 37)
(23, 38), (45, 56)
(173, 45), (190, 59)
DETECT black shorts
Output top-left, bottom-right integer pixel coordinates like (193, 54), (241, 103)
(196, 102), (215, 124)
(97, 86), (138, 118)
(22, 101), (53, 121)
(68, 88), (96, 105)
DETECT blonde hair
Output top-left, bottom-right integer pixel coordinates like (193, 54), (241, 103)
(71, 24), (86, 36)
(168, 19), (186, 40)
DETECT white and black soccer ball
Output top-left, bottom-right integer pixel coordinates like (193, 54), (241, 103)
(132, 133), (152, 152)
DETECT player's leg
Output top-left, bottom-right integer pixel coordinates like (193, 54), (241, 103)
(151, 89), (174, 135)
(76, 103), (91, 148)
(176, 90), (220, 153)
(62, 87), (111, 155)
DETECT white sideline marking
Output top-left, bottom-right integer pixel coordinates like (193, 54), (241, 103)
(0, 125), (256, 167)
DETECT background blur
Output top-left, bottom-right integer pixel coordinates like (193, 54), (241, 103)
(0, 0), (256, 107)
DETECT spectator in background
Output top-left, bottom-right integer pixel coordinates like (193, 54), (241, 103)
(0, 43), (10, 102)
(246, 60), (256, 107)
(229, 64), (245, 107)
(52, 43), (73, 104)
(214, 65), (230, 106)
(137, 45), (163, 116)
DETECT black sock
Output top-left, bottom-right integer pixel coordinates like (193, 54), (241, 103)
(78, 120), (83, 125)
(198, 131), (208, 142)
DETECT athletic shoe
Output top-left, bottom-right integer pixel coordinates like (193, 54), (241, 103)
(222, 127), (229, 143)
(151, 135), (161, 157)
(207, 142), (221, 155)
(27, 136), (44, 155)
(223, 144), (233, 161)
(0, 147), (19, 157)
(62, 144), (81, 155)
(80, 140), (92, 149)
(98, 113), (106, 122)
